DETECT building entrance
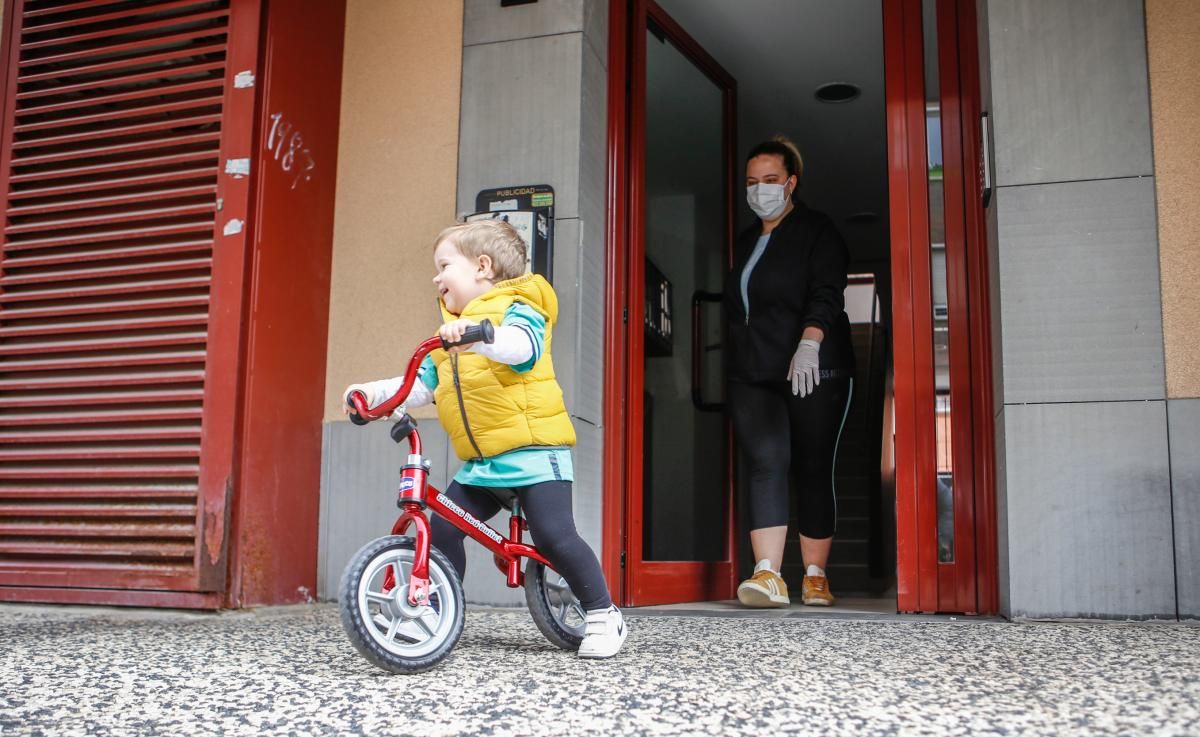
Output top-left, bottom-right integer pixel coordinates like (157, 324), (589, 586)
(604, 0), (998, 613)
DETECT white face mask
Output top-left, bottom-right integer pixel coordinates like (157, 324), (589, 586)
(746, 182), (789, 220)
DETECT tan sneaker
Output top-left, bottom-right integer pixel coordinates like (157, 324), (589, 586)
(737, 567), (790, 608)
(802, 575), (835, 606)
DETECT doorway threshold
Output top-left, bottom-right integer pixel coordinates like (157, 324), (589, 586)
(627, 598), (999, 623)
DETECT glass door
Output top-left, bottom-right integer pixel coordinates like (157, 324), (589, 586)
(623, 0), (736, 606)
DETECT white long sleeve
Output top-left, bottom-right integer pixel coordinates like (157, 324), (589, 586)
(469, 324), (536, 365)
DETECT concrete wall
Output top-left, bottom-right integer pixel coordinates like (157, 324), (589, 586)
(985, 0), (1185, 619)
(1146, 0), (1200, 619)
(317, 1), (464, 600)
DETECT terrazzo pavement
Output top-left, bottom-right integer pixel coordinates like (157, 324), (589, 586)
(1, 602), (1198, 736)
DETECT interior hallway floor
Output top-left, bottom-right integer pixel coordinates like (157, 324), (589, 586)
(634, 596), (915, 620)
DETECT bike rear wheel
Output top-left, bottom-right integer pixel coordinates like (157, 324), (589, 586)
(339, 535), (464, 673)
(524, 560), (586, 650)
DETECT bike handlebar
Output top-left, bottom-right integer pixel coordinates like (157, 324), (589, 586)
(446, 320), (495, 349)
(347, 319), (495, 423)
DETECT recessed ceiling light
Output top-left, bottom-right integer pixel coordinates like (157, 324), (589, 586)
(847, 211), (879, 224)
(815, 82), (861, 104)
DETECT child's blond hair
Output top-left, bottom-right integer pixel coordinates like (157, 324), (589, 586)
(435, 220), (527, 282)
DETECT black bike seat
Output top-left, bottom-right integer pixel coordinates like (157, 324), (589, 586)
(481, 487), (520, 514)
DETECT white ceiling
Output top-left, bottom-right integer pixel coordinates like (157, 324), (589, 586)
(652, 0), (890, 267)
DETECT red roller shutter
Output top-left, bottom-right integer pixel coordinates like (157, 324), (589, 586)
(0, 0), (260, 603)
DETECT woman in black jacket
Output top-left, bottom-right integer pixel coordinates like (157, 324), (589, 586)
(726, 136), (855, 608)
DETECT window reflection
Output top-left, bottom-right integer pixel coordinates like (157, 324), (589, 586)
(642, 27), (727, 561)
(924, 0), (954, 563)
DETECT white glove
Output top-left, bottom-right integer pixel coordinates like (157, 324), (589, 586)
(342, 383), (375, 413)
(787, 339), (821, 398)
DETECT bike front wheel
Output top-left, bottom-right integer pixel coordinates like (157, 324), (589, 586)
(339, 535), (465, 673)
(524, 560), (586, 650)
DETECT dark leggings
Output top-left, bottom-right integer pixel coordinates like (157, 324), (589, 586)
(430, 480), (612, 611)
(729, 377), (853, 538)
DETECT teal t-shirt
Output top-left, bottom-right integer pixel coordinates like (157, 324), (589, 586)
(418, 302), (575, 487)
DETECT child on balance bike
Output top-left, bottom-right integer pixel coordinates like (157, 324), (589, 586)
(344, 219), (627, 659)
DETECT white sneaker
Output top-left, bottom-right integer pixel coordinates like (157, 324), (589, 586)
(577, 605), (627, 659)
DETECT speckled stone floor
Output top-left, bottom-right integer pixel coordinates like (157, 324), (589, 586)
(2, 603), (1197, 736)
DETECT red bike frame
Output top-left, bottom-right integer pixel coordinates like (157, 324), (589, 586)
(348, 337), (554, 606)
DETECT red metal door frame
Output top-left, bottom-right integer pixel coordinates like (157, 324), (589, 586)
(198, 0), (264, 596)
(932, 0), (977, 614)
(223, 0), (345, 607)
(601, 0), (630, 599)
(603, 0), (738, 606)
(958, 0), (1000, 617)
(884, 0), (997, 614)
(884, 0), (933, 612)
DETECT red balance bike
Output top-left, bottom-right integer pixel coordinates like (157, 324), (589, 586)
(338, 320), (586, 673)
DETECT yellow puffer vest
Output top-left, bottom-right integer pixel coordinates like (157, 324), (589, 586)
(431, 273), (576, 461)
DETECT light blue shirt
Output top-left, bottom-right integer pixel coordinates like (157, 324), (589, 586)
(417, 302), (575, 487)
(740, 233), (771, 320)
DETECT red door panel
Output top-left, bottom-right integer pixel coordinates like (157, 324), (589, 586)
(884, 0), (996, 614)
(606, 0), (737, 606)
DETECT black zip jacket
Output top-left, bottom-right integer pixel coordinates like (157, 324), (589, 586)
(723, 201), (855, 383)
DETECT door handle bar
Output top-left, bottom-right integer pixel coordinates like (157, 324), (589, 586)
(691, 290), (724, 412)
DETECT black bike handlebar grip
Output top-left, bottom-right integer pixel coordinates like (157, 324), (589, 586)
(346, 391), (369, 426)
(441, 318), (495, 349)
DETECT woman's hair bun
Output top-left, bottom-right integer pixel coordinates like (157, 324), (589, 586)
(747, 135), (804, 179)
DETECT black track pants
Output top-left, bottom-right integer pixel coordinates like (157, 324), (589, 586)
(729, 377), (853, 538)
(430, 480), (612, 611)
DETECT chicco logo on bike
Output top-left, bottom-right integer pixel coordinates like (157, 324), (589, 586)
(399, 478), (415, 492)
